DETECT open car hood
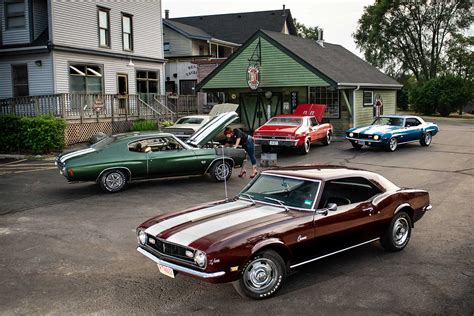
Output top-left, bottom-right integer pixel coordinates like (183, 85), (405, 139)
(186, 111), (238, 147)
(209, 103), (239, 116)
(294, 104), (327, 122)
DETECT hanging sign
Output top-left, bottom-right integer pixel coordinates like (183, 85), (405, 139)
(374, 95), (383, 117)
(247, 65), (260, 90)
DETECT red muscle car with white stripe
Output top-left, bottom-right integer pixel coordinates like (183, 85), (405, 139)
(253, 104), (333, 154)
(136, 165), (432, 299)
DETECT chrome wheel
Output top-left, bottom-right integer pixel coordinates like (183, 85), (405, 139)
(100, 169), (127, 193)
(393, 217), (409, 246)
(243, 258), (278, 293)
(388, 137), (398, 151)
(105, 172), (123, 190)
(211, 161), (232, 182)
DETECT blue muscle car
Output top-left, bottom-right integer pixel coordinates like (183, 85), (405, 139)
(346, 115), (439, 152)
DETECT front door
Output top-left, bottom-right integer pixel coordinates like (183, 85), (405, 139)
(117, 74), (128, 110)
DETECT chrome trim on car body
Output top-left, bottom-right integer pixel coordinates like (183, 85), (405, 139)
(346, 137), (383, 143)
(254, 137), (299, 146)
(96, 167), (132, 182)
(290, 237), (380, 269)
(137, 247), (226, 278)
(423, 204), (432, 211)
(394, 203), (411, 214)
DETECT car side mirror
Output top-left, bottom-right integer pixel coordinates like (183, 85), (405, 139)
(327, 203), (337, 212)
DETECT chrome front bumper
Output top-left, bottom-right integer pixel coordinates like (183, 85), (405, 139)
(423, 204), (432, 211)
(136, 247), (225, 279)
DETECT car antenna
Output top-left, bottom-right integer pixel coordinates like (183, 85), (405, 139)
(222, 145), (228, 201)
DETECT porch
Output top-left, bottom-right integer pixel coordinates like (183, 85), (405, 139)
(0, 94), (198, 145)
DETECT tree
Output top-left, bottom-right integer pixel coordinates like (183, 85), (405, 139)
(293, 18), (320, 40)
(444, 34), (474, 81)
(354, 0), (473, 83)
(410, 75), (473, 116)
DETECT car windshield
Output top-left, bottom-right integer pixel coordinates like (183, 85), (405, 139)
(91, 136), (117, 150)
(175, 117), (205, 125)
(266, 117), (302, 126)
(372, 117), (404, 126)
(239, 174), (320, 210)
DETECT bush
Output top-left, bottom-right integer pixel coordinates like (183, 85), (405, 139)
(160, 120), (175, 128)
(410, 75), (473, 116)
(132, 119), (158, 131)
(0, 115), (65, 154)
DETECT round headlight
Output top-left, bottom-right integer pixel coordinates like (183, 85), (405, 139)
(194, 250), (207, 268)
(138, 230), (147, 245)
(373, 135), (380, 140)
(349, 132), (354, 137)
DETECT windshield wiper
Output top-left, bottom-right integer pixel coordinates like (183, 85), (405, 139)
(264, 197), (289, 211)
(240, 193), (256, 205)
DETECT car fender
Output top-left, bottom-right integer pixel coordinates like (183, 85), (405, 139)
(250, 238), (291, 261)
(204, 157), (235, 173)
(96, 166), (132, 182)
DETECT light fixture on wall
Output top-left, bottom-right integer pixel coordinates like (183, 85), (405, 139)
(127, 59), (135, 67)
(264, 90), (273, 100)
(35, 60), (42, 66)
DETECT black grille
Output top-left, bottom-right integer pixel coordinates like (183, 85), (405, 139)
(146, 236), (195, 263)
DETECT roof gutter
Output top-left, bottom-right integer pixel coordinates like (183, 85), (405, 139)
(209, 38), (241, 47)
(338, 83), (403, 89)
(0, 45), (48, 53)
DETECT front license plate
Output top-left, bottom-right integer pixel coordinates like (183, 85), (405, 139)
(269, 140), (279, 146)
(358, 141), (365, 145)
(158, 263), (175, 278)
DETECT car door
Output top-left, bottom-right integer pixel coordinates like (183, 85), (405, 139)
(309, 117), (325, 141)
(311, 177), (383, 257)
(146, 136), (202, 177)
(403, 118), (423, 142)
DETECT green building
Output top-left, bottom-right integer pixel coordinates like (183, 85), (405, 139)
(197, 30), (402, 133)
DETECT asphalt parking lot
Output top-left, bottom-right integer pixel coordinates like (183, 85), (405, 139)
(0, 119), (473, 315)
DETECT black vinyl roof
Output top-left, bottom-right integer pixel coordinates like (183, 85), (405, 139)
(168, 9), (297, 44)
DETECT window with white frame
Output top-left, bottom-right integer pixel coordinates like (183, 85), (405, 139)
(363, 91), (374, 107)
(69, 64), (103, 94)
(5, 0), (26, 29)
(122, 13), (133, 51)
(98, 7), (110, 48)
(12, 64), (29, 97)
(308, 86), (339, 118)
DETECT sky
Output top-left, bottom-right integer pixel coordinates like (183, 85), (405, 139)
(162, 0), (374, 58)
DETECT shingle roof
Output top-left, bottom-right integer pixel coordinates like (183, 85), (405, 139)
(169, 9), (296, 44)
(262, 30), (401, 87)
(163, 20), (212, 41)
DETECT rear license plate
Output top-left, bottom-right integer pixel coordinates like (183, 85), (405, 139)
(269, 140), (279, 146)
(158, 264), (175, 278)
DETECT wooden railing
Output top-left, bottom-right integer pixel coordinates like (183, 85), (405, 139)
(0, 94), (199, 121)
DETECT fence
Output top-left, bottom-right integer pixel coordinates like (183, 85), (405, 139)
(0, 93), (198, 145)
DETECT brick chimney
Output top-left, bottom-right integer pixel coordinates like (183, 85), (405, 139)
(316, 29), (324, 47)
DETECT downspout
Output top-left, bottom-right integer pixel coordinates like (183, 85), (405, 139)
(353, 85), (360, 127)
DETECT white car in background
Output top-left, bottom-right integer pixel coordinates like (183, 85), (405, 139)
(164, 103), (239, 139)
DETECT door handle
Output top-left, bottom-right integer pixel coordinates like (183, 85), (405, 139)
(362, 207), (373, 212)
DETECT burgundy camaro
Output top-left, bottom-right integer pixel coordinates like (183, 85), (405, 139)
(136, 165), (432, 299)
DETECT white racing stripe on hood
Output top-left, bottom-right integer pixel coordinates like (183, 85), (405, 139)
(166, 205), (285, 246)
(60, 148), (96, 163)
(145, 200), (252, 237)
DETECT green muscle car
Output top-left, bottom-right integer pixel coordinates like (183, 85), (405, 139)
(55, 112), (246, 192)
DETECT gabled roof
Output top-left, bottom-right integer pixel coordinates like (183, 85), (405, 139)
(262, 30), (401, 88)
(163, 20), (212, 41)
(198, 30), (402, 90)
(168, 9), (297, 44)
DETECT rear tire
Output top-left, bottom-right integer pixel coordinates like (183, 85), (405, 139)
(298, 138), (311, 155)
(380, 211), (412, 252)
(210, 160), (232, 182)
(420, 132), (432, 146)
(232, 250), (286, 300)
(99, 169), (127, 193)
(322, 131), (332, 146)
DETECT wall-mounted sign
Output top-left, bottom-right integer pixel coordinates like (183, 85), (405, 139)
(247, 65), (260, 90)
(374, 95), (383, 117)
(290, 91), (298, 112)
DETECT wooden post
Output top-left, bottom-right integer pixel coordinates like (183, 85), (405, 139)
(34, 97), (40, 115)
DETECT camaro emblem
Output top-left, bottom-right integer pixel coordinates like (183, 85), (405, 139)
(297, 235), (307, 242)
(201, 161), (206, 164)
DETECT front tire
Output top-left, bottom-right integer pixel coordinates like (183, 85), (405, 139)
(210, 160), (232, 182)
(232, 250), (286, 300)
(99, 169), (127, 193)
(298, 138), (311, 155)
(420, 132), (432, 146)
(386, 137), (398, 152)
(351, 141), (363, 149)
(380, 211), (412, 252)
(322, 130), (332, 146)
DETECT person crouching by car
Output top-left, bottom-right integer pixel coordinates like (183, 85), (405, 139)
(224, 127), (258, 178)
